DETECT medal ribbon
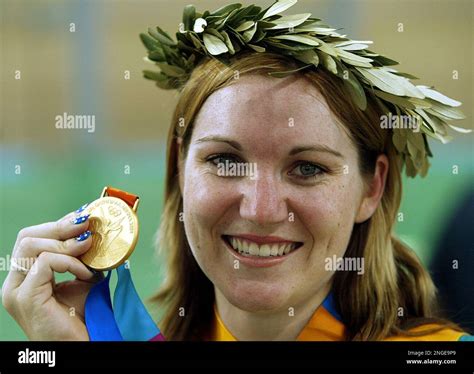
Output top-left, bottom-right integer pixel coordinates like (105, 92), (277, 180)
(83, 187), (164, 341)
(84, 264), (165, 341)
(84, 271), (123, 340)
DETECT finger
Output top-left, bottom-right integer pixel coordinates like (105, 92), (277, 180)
(14, 212), (91, 252)
(4, 232), (93, 291)
(54, 276), (104, 318)
(21, 252), (95, 293)
(14, 235), (93, 263)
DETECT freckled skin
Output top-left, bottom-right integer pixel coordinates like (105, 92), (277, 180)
(179, 74), (384, 331)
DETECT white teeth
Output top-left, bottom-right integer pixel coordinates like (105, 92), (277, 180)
(270, 244), (279, 256)
(278, 245), (285, 256)
(226, 236), (300, 257)
(239, 242), (245, 254)
(249, 242), (259, 255)
(242, 240), (249, 254)
(259, 244), (271, 257)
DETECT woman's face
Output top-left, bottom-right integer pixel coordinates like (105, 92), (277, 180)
(180, 74), (374, 312)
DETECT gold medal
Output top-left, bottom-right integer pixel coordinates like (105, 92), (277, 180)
(79, 187), (140, 271)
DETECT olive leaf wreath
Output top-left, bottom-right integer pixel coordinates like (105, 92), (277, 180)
(140, 0), (470, 177)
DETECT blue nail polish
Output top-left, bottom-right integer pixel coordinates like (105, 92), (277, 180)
(73, 214), (90, 224)
(76, 230), (92, 241)
(75, 203), (88, 213)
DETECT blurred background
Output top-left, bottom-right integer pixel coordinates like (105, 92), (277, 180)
(1, 0), (472, 339)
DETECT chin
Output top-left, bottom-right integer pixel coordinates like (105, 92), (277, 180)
(221, 279), (292, 313)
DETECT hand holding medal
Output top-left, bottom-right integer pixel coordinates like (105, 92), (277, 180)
(3, 186), (163, 341)
(79, 187), (164, 341)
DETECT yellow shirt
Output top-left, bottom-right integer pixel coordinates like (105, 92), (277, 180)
(211, 295), (470, 341)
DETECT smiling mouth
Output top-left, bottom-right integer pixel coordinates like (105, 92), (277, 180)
(222, 235), (303, 258)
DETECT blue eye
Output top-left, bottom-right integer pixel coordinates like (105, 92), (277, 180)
(207, 153), (241, 167)
(290, 162), (324, 179)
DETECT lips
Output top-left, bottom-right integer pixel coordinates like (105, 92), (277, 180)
(222, 235), (303, 258)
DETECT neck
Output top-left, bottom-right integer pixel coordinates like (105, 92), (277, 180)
(214, 283), (332, 341)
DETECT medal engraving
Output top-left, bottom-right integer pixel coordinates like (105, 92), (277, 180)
(80, 196), (138, 270)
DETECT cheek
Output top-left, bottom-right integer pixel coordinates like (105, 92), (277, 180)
(183, 162), (242, 227)
(183, 173), (229, 220)
(182, 167), (238, 273)
(291, 175), (362, 256)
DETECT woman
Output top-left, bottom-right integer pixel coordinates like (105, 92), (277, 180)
(2, 1), (472, 341)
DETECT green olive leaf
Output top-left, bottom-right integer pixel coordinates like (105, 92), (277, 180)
(143, 70), (167, 81)
(262, 0), (298, 19)
(392, 71), (419, 80)
(373, 90), (416, 109)
(313, 39), (338, 57)
(293, 49), (319, 66)
(417, 86), (462, 107)
(148, 27), (176, 46)
(157, 63), (186, 77)
(337, 50), (373, 68)
(140, 33), (160, 51)
(272, 34), (320, 46)
(235, 20), (255, 31)
(203, 33), (229, 55)
(215, 8), (241, 29)
(319, 52), (338, 74)
(295, 24), (338, 33)
(242, 23), (258, 42)
(392, 129), (407, 153)
(263, 13), (311, 30)
(189, 33), (204, 50)
(183, 5), (196, 31)
(371, 54), (399, 66)
(148, 49), (166, 62)
(205, 28), (225, 40)
(357, 68), (407, 96)
(342, 69), (367, 110)
(448, 124), (472, 133)
(425, 99), (466, 120)
(248, 43), (266, 52)
(268, 64), (312, 78)
(221, 30), (236, 54)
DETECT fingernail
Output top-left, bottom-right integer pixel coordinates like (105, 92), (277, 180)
(76, 230), (92, 242)
(72, 214), (90, 225)
(75, 203), (88, 213)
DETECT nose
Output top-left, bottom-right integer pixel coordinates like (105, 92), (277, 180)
(239, 170), (289, 226)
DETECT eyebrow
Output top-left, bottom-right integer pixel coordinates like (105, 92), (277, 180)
(195, 136), (243, 151)
(194, 136), (344, 158)
(289, 145), (344, 158)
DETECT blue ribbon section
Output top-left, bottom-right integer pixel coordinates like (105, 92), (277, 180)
(322, 292), (342, 322)
(85, 264), (163, 341)
(113, 265), (162, 341)
(84, 271), (123, 341)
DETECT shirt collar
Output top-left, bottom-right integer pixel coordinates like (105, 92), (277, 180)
(211, 292), (346, 341)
